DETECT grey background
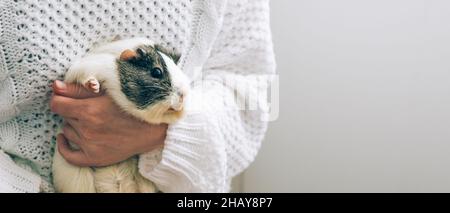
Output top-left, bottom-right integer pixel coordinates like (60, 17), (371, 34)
(241, 0), (450, 192)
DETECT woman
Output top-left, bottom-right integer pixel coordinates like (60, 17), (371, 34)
(0, 0), (275, 192)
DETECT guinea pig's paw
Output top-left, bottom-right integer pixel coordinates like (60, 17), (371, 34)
(83, 77), (101, 93)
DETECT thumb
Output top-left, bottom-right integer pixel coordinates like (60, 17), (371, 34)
(52, 80), (101, 99)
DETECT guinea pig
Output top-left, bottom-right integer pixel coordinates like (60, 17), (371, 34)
(52, 37), (190, 193)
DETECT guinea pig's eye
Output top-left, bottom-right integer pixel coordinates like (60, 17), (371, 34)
(151, 67), (163, 79)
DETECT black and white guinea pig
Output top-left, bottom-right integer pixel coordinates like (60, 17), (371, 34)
(52, 38), (189, 193)
(65, 37), (189, 124)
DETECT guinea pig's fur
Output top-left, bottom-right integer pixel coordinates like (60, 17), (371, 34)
(63, 37), (189, 124)
(52, 37), (189, 193)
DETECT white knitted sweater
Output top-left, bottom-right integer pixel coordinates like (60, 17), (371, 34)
(0, 0), (275, 192)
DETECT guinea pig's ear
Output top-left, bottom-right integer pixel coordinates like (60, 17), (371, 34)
(136, 48), (147, 57)
(154, 44), (181, 64)
(120, 49), (137, 61)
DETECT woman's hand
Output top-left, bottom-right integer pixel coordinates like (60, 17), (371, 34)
(50, 80), (167, 167)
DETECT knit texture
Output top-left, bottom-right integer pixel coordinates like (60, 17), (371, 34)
(0, 0), (275, 192)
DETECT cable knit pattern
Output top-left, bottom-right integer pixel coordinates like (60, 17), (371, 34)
(0, 0), (275, 192)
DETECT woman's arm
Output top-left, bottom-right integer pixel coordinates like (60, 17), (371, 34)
(138, 0), (276, 192)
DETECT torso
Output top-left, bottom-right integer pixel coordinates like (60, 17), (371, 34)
(0, 0), (211, 186)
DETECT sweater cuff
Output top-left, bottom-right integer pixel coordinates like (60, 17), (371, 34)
(138, 81), (232, 192)
(138, 110), (208, 192)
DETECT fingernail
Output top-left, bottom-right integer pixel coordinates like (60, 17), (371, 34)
(55, 80), (66, 90)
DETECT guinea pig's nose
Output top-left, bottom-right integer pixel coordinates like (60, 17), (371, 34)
(169, 89), (185, 112)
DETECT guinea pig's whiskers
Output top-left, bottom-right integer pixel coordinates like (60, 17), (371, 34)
(140, 85), (171, 90)
(151, 94), (171, 102)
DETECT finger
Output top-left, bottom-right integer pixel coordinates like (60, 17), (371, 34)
(62, 122), (82, 146)
(50, 95), (84, 119)
(52, 80), (101, 99)
(65, 118), (81, 131)
(57, 134), (91, 167)
(65, 117), (79, 124)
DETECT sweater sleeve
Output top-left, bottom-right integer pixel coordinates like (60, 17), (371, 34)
(138, 0), (276, 192)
